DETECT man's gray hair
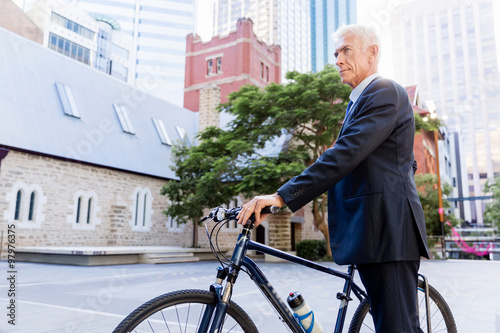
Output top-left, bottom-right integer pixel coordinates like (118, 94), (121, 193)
(333, 24), (381, 63)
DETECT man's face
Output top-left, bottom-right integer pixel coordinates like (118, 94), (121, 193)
(334, 33), (375, 89)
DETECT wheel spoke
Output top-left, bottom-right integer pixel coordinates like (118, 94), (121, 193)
(160, 310), (172, 333)
(184, 303), (191, 333)
(349, 282), (456, 333)
(113, 290), (257, 333)
(175, 305), (182, 332)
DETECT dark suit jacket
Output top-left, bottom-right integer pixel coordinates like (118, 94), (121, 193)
(278, 77), (430, 265)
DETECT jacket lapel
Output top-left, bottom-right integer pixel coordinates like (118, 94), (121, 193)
(337, 76), (382, 138)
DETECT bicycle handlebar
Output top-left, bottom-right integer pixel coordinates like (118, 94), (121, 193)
(201, 205), (279, 223)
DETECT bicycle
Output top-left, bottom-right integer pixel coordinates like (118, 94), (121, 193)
(113, 206), (457, 333)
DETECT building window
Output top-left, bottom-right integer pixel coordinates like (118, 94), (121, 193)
(49, 33), (91, 65)
(76, 197), (82, 223)
(86, 198), (93, 224)
(28, 191), (36, 221)
(51, 12), (95, 40)
(216, 57), (222, 73)
(207, 59), (213, 75)
(265, 66), (269, 82)
(130, 187), (153, 231)
(166, 200), (184, 232)
(222, 197), (242, 232)
(176, 126), (190, 146)
(5, 183), (46, 229)
(113, 104), (136, 134)
(14, 190), (22, 221)
(67, 191), (101, 229)
(260, 62), (264, 79)
(152, 118), (172, 145)
(55, 82), (81, 118)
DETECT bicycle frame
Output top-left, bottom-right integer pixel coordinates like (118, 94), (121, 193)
(245, 240), (368, 333)
(203, 222), (368, 333)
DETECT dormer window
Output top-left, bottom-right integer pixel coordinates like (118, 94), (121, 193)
(152, 118), (172, 145)
(55, 83), (81, 118)
(113, 104), (135, 134)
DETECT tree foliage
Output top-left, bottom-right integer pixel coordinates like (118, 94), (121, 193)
(483, 176), (500, 232)
(161, 65), (351, 249)
(414, 173), (459, 236)
(414, 112), (442, 134)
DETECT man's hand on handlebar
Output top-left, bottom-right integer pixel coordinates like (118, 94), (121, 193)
(237, 193), (285, 226)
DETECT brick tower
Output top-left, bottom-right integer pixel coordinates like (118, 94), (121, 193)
(184, 17), (281, 113)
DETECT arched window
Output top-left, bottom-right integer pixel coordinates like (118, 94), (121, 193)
(7, 183), (46, 228)
(14, 190), (22, 221)
(222, 196), (242, 232)
(28, 191), (36, 221)
(87, 198), (92, 224)
(130, 187), (153, 231)
(165, 200), (184, 232)
(142, 193), (148, 227)
(67, 191), (101, 230)
(76, 197), (82, 223)
(134, 192), (140, 226)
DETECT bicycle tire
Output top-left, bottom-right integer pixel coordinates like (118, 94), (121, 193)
(348, 280), (457, 333)
(113, 289), (259, 333)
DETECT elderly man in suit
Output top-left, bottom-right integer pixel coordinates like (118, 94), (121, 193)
(237, 24), (429, 332)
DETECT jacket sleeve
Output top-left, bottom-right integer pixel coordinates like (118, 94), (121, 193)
(278, 80), (403, 212)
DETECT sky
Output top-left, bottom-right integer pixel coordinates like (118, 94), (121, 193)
(194, 0), (398, 76)
(195, 0), (215, 41)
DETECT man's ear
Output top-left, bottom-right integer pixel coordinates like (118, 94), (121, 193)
(368, 44), (379, 63)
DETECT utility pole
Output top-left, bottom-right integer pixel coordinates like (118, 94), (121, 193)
(434, 130), (445, 259)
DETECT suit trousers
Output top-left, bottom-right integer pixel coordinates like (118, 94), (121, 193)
(356, 260), (421, 333)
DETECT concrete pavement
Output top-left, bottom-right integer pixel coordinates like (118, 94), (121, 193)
(0, 259), (499, 332)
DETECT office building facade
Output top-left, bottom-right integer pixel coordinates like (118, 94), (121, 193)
(212, 0), (310, 81)
(390, 0), (500, 223)
(310, 0), (356, 72)
(70, 0), (195, 106)
(25, 0), (133, 83)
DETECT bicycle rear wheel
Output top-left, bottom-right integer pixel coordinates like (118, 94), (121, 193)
(113, 289), (259, 333)
(348, 280), (457, 333)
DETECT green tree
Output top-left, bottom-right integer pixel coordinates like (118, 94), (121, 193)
(483, 176), (500, 232)
(414, 113), (442, 134)
(161, 65), (351, 252)
(414, 173), (459, 237)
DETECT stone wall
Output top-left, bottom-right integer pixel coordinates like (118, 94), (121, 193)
(0, 150), (198, 247)
(198, 85), (221, 132)
(0, 149), (324, 252)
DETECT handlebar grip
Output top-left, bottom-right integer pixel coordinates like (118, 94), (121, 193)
(261, 205), (279, 215)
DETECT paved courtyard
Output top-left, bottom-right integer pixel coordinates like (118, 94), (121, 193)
(0, 258), (499, 332)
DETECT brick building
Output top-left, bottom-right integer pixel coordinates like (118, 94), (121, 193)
(184, 17), (281, 112)
(0, 0), (43, 43)
(0, 19), (314, 264)
(406, 85), (440, 176)
(184, 17), (323, 252)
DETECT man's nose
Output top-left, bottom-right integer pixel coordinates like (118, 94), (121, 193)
(335, 54), (343, 67)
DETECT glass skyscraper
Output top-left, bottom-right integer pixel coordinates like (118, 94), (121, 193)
(212, 0), (311, 81)
(73, 0), (195, 107)
(390, 0), (500, 223)
(310, 0), (356, 72)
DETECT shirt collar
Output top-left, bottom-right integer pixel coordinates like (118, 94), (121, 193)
(349, 73), (380, 104)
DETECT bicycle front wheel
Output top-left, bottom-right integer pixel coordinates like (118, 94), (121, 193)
(113, 289), (259, 333)
(348, 280), (457, 333)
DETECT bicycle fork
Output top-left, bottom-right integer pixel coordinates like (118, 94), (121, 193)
(199, 230), (251, 333)
(195, 267), (232, 332)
